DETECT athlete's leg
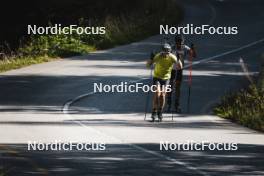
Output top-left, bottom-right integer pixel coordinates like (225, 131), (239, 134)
(159, 91), (166, 111)
(152, 90), (161, 111)
(151, 78), (160, 121)
(158, 79), (169, 121)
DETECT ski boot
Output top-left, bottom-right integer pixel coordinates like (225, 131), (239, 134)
(157, 111), (163, 122)
(151, 111), (157, 122)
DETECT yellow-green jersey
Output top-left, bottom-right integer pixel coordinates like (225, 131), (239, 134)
(153, 52), (178, 80)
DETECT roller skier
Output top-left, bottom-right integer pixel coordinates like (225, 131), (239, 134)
(146, 43), (182, 122)
(166, 35), (197, 113)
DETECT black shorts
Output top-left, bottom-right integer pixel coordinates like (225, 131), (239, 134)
(170, 69), (183, 82)
(176, 69), (183, 82)
(153, 77), (169, 86)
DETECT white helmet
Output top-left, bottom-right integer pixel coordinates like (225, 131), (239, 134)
(162, 43), (172, 53)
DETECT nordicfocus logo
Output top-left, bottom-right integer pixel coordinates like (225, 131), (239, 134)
(28, 141), (106, 151)
(160, 141), (238, 151)
(27, 24), (106, 35)
(160, 24), (238, 35)
(94, 82), (172, 93)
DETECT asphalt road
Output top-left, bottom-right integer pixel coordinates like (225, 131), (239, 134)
(0, 0), (264, 175)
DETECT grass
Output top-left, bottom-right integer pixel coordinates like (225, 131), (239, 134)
(214, 84), (264, 132)
(0, 56), (53, 72)
(0, 39), (95, 72)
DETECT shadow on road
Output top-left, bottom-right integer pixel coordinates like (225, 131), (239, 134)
(0, 143), (263, 176)
(0, 69), (249, 116)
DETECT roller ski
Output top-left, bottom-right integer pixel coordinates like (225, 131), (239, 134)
(150, 111), (163, 122)
(151, 111), (157, 122)
(157, 111), (163, 122)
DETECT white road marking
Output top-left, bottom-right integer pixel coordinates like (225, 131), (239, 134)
(186, 38), (264, 68)
(62, 92), (96, 114)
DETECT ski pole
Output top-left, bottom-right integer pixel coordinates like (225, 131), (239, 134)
(144, 52), (155, 121)
(144, 66), (153, 121)
(171, 78), (174, 121)
(171, 104), (174, 121)
(187, 44), (194, 113)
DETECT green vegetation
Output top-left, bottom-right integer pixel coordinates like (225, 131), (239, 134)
(0, 0), (183, 72)
(0, 33), (96, 72)
(214, 84), (264, 132)
(0, 56), (53, 72)
(20, 33), (96, 57)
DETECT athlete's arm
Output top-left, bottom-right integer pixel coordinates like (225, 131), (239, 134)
(146, 59), (154, 68)
(188, 44), (197, 58)
(172, 54), (183, 70)
(177, 60), (183, 70)
(146, 52), (158, 68)
(184, 44), (196, 58)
